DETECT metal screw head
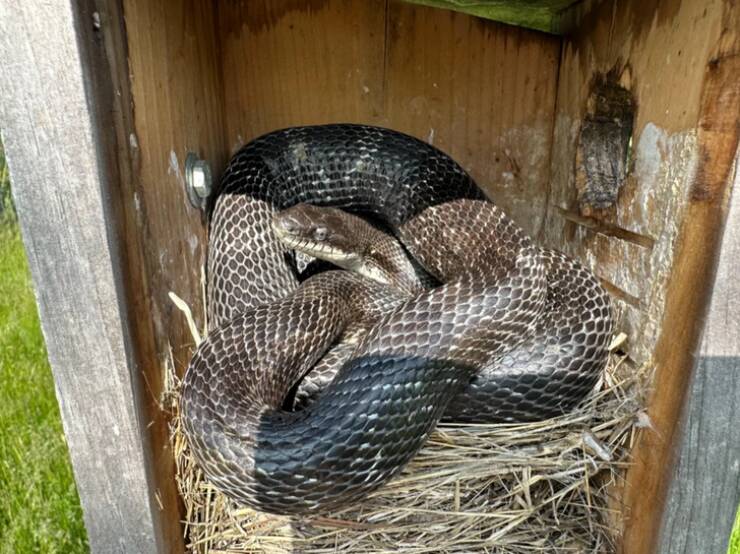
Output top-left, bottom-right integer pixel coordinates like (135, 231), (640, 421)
(185, 153), (212, 210)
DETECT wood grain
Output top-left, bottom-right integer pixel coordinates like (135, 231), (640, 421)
(115, 0), (227, 549)
(657, 155), (740, 553)
(218, 0), (561, 236)
(0, 1), (161, 551)
(384, 1), (560, 235)
(546, 1), (739, 551)
(543, 0), (728, 366)
(620, 4), (740, 549)
(218, 0), (387, 149)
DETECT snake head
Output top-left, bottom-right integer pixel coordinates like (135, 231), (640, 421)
(271, 203), (367, 270)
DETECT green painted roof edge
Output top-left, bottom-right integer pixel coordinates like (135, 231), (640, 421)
(402, 0), (581, 34)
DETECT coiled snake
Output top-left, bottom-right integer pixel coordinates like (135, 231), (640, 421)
(181, 124), (613, 515)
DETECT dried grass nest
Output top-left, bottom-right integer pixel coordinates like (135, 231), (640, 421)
(165, 289), (647, 554)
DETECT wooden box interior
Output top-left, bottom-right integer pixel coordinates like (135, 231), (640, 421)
(110, 1), (738, 551)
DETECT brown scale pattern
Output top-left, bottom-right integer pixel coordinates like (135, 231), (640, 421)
(289, 202), (613, 423)
(181, 124), (613, 515)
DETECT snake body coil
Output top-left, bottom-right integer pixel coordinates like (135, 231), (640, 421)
(181, 124), (613, 515)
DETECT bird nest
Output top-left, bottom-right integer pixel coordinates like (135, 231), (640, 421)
(164, 288), (646, 553)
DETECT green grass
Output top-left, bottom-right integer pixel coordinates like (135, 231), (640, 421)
(730, 506), (740, 554)
(0, 156), (88, 552)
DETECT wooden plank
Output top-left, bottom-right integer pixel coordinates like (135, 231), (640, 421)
(543, 0), (729, 367)
(123, 0), (226, 345)
(218, 0), (387, 150)
(547, 1), (739, 551)
(658, 153), (740, 554)
(115, 0), (228, 548)
(620, 3), (740, 549)
(384, 1), (560, 236)
(219, 0), (561, 237)
(0, 1), (162, 552)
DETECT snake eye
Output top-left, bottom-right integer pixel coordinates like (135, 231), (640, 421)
(313, 226), (329, 241)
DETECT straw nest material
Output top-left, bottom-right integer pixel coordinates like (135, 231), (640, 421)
(165, 289), (646, 554)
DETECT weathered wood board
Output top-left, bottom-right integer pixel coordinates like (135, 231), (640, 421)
(0, 1), (162, 552)
(658, 154), (740, 554)
(110, 0), (228, 548)
(543, 0), (728, 366)
(548, 0), (740, 552)
(620, 4), (740, 552)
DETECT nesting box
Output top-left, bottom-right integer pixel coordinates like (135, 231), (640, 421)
(0, 0), (738, 552)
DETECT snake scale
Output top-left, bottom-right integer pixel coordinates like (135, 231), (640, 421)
(181, 124), (613, 515)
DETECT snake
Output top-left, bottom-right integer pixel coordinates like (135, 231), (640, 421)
(180, 124), (613, 515)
